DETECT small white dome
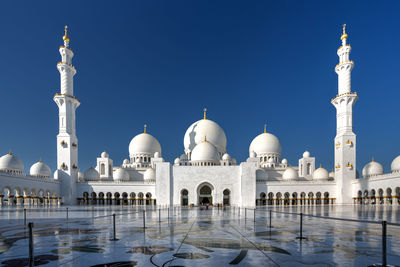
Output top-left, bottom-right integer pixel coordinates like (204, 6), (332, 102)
(78, 170), (85, 181)
(303, 151), (310, 158)
(249, 132), (282, 157)
(250, 151), (256, 158)
(268, 157), (274, 163)
(84, 167), (100, 181)
(362, 160), (384, 177)
(174, 158), (180, 165)
(30, 160), (51, 178)
(154, 152), (160, 158)
(391, 155), (400, 172)
(129, 133), (161, 157)
(123, 159), (129, 165)
(184, 118), (227, 155)
(191, 141), (220, 163)
(180, 153), (188, 161)
(144, 168), (155, 180)
(113, 168), (129, 181)
(0, 152), (24, 173)
(101, 151), (109, 158)
(282, 167), (298, 180)
(281, 158), (288, 164)
(222, 153), (231, 161)
(313, 166), (329, 180)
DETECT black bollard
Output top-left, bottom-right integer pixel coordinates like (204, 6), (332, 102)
(159, 208), (161, 223)
(168, 207), (170, 222)
(28, 222), (34, 267)
(382, 221), (387, 267)
(110, 213), (118, 241)
(296, 213), (306, 240)
(253, 209), (256, 222)
(24, 208), (26, 225)
(245, 208), (247, 220)
(143, 210), (146, 229)
(66, 207), (69, 220)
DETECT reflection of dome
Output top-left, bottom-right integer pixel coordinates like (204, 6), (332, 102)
(281, 158), (288, 164)
(222, 153), (231, 161)
(113, 168), (129, 181)
(303, 151), (310, 158)
(0, 152), (24, 173)
(191, 140), (220, 163)
(174, 158), (180, 165)
(30, 159), (51, 178)
(144, 168), (155, 180)
(101, 151), (109, 158)
(391, 155), (400, 172)
(129, 133), (161, 157)
(282, 167), (298, 180)
(362, 159), (384, 177)
(313, 166), (329, 180)
(184, 119), (227, 155)
(249, 132), (282, 157)
(84, 167), (100, 181)
(78, 170), (84, 181)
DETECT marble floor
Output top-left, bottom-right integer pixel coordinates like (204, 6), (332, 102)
(0, 205), (399, 266)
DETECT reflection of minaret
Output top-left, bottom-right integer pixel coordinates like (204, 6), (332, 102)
(331, 24), (358, 204)
(54, 26), (80, 205)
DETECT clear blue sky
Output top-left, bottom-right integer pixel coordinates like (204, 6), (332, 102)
(1, 0), (400, 174)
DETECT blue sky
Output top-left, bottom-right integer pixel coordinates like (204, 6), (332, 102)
(1, 0), (400, 173)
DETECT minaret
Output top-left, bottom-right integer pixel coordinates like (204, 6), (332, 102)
(331, 24), (358, 204)
(54, 26), (80, 205)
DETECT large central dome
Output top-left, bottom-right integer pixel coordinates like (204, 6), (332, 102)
(184, 118), (226, 155)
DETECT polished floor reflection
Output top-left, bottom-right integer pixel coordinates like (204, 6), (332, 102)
(0, 205), (399, 266)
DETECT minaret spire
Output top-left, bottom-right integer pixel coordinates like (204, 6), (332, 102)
(332, 24), (358, 204)
(54, 26), (80, 205)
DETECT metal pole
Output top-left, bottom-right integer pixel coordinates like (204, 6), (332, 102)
(143, 210), (146, 229)
(159, 208), (161, 223)
(296, 212), (306, 240)
(253, 209), (256, 222)
(269, 210), (272, 228)
(66, 207), (69, 220)
(245, 208), (247, 220)
(168, 206), (170, 222)
(28, 222), (34, 267)
(110, 213), (118, 241)
(382, 221), (387, 267)
(24, 208), (26, 225)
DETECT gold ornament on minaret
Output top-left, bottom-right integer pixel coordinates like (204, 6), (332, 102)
(341, 24), (348, 40)
(63, 25), (70, 42)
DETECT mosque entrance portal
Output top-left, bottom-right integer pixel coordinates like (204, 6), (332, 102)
(199, 184), (212, 205)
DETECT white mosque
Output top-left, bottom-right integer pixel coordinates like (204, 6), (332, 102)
(0, 25), (399, 207)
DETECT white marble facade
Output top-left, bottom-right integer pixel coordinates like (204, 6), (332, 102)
(1, 26), (400, 208)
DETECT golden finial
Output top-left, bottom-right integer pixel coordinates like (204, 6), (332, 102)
(203, 108), (207, 120)
(8, 149), (12, 155)
(372, 157), (374, 162)
(264, 124), (267, 133)
(341, 24), (348, 40)
(39, 158), (42, 163)
(144, 124), (147, 133)
(63, 25), (70, 42)
(319, 164), (322, 168)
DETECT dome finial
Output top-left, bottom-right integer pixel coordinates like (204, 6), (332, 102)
(204, 135), (207, 142)
(8, 149), (12, 155)
(264, 124), (267, 133)
(39, 158), (42, 163)
(372, 157), (374, 162)
(341, 24), (348, 40)
(320, 164), (322, 168)
(63, 25), (70, 43)
(203, 108), (207, 120)
(144, 124), (147, 133)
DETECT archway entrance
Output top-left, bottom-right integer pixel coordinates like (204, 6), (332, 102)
(199, 184), (212, 205)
